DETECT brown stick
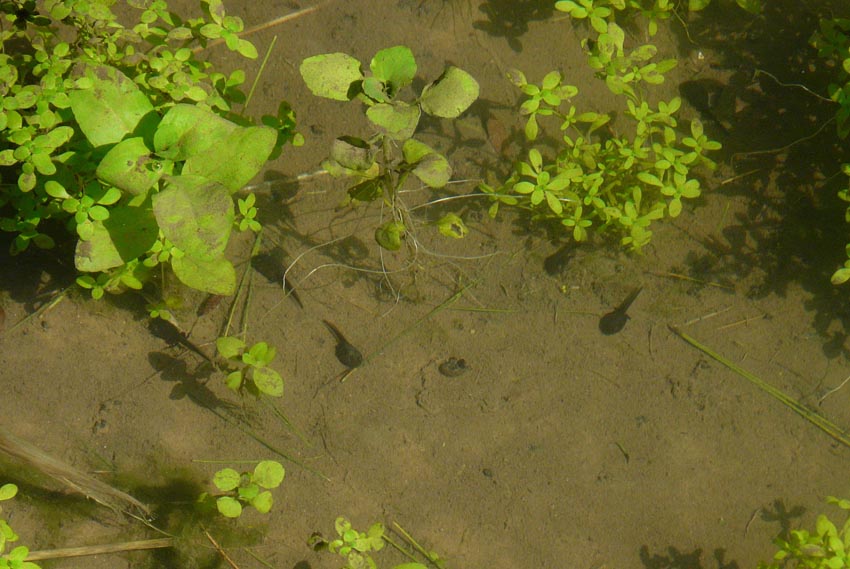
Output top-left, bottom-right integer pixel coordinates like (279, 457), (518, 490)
(24, 538), (174, 561)
(0, 430), (149, 516)
(204, 529), (241, 569)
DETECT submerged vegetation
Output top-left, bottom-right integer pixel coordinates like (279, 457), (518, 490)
(5, 0), (850, 567)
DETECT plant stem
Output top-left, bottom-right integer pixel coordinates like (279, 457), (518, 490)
(670, 325), (850, 449)
(24, 538), (174, 561)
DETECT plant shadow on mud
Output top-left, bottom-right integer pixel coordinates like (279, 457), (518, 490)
(652, 0), (850, 358)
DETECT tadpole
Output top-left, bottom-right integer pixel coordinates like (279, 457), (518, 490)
(598, 287), (642, 335)
(322, 320), (363, 368)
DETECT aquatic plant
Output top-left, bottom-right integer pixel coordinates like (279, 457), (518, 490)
(199, 460), (285, 519)
(309, 517), (443, 569)
(759, 496), (850, 569)
(216, 336), (284, 397)
(0, 483), (40, 569)
(0, 0), (300, 297)
(483, 66), (719, 250)
(299, 45), (478, 251)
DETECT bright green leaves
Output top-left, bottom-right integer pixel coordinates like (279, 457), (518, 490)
(312, 517), (440, 569)
(833, 166), (850, 285)
(513, 149), (578, 215)
(329, 517), (386, 558)
(761, 498), (850, 569)
(206, 461), (285, 519)
(183, 124), (276, 192)
(97, 137), (167, 196)
(556, 0), (612, 33)
(366, 101), (420, 140)
(403, 139), (451, 188)
(153, 176), (235, 295)
(508, 69), (578, 140)
(369, 45), (417, 98)
(237, 192), (261, 232)
(300, 53), (363, 101)
(69, 64), (155, 147)
(1, 0), (292, 302)
(491, 73), (720, 251)
(419, 66), (479, 118)
(216, 337), (284, 397)
(75, 202), (158, 272)
(0, 483), (42, 568)
(299, 46), (477, 251)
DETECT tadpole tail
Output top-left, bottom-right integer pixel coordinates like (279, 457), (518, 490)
(619, 287), (643, 312)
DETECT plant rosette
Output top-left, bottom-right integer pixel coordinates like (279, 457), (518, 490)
(299, 45), (478, 251)
(200, 460), (285, 519)
(215, 336), (284, 397)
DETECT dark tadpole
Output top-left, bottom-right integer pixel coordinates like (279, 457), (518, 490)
(598, 287), (642, 335)
(322, 320), (363, 368)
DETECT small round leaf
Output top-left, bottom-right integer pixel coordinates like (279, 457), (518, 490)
(253, 461), (285, 489)
(216, 496), (242, 518)
(213, 468), (241, 491)
(419, 66), (479, 118)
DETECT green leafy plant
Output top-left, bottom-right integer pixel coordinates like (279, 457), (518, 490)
(482, 67), (719, 250)
(299, 45), (478, 251)
(555, 0), (761, 39)
(215, 336), (284, 397)
(309, 517), (443, 569)
(0, 0), (300, 298)
(759, 496), (850, 569)
(199, 460), (285, 519)
(0, 483), (40, 569)
(809, 20), (850, 287)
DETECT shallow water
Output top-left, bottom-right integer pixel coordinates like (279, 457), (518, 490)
(3, 1), (850, 568)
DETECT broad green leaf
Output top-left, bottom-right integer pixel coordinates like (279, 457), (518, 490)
(69, 64), (155, 147)
(402, 138), (434, 164)
(153, 176), (233, 259)
(436, 213), (468, 238)
(329, 136), (374, 172)
(375, 220), (405, 251)
(366, 101), (420, 140)
(183, 125), (277, 192)
(171, 254), (236, 295)
(237, 483), (260, 501)
(216, 496), (242, 518)
(300, 53), (363, 101)
(75, 203), (158, 272)
(154, 104), (237, 160)
(253, 461), (285, 488)
(30, 151), (55, 175)
(688, 0), (711, 9)
(97, 137), (164, 195)
(250, 491), (273, 513)
(252, 367), (283, 397)
(216, 336), (246, 359)
(225, 370), (243, 390)
(213, 468), (241, 491)
(0, 484), (17, 501)
(412, 152), (451, 188)
(246, 341), (274, 366)
(370, 45), (416, 95)
(419, 66), (479, 118)
(362, 76), (388, 102)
